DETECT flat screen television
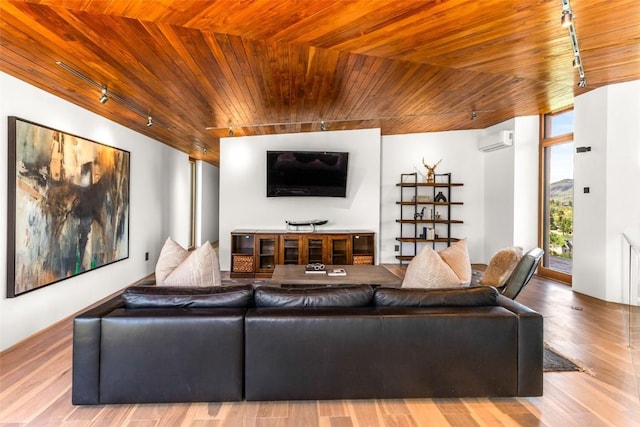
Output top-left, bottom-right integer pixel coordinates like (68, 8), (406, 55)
(266, 150), (349, 197)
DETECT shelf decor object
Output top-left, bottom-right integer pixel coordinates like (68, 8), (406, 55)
(396, 172), (463, 264)
(285, 219), (328, 232)
(434, 191), (448, 203)
(7, 117), (130, 297)
(422, 158), (442, 183)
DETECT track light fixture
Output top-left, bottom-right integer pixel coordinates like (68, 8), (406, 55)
(99, 88), (109, 104)
(572, 56), (581, 68)
(560, 10), (572, 27)
(320, 120), (327, 131)
(228, 126), (234, 137)
(560, 0), (586, 87)
(146, 116), (153, 127)
(471, 111), (477, 121)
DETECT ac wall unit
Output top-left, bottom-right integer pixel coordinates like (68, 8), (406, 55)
(478, 130), (513, 152)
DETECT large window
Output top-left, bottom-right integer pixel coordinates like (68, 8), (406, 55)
(540, 109), (574, 284)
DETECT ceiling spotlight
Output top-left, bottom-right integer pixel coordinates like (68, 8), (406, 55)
(228, 126), (234, 137)
(560, 10), (572, 27)
(320, 120), (327, 131)
(146, 116), (153, 127)
(572, 56), (581, 68)
(471, 111), (477, 121)
(578, 77), (587, 88)
(99, 88), (109, 104)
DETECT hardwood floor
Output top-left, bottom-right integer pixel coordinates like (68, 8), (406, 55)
(1, 267), (639, 426)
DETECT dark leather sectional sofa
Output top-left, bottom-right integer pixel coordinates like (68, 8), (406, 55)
(72, 284), (543, 404)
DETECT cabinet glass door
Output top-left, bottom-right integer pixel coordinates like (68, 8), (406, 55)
(306, 238), (325, 264)
(329, 237), (350, 265)
(256, 235), (277, 272)
(280, 236), (301, 264)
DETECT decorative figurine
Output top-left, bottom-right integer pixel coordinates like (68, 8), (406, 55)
(434, 191), (447, 203)
(422, 158), (441, 183)
(414, 207), (426, 220)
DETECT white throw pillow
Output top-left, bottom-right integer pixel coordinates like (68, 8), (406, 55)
(402, 245), (462, 288)
(156, 238), (221, 287)
(155, 237), (190, 286)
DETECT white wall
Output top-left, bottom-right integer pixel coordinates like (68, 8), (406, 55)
(218, 123), (537, 268)
(196, 160), (220, 245)
(573, 88), (608, 300)
(573, 80), (640, 303)
(482, 120), (517, 258)
(380, 130), (485, 263)
(218, 128), (381, 271)
(0, 72), (192, 351)
(512, 116), (540, 249)
(482, 117), (540, 259)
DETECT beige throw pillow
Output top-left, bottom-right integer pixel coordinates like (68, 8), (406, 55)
(480, 246), (523, 287)
(155, 238), (222, 287)
(155, 237), (190, 286)
(402, 245), (463, 289)
(438, 238), (472, 285)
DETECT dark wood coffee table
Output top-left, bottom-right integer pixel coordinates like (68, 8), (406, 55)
(270, 265), (402, 288)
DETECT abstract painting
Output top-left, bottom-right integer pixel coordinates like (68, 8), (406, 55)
(7, 117), (130, 297)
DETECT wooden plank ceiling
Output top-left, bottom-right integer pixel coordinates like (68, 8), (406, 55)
(1, 0), (639, 165)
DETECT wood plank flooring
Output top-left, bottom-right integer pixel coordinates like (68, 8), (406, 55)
(1, 266), (640, 426)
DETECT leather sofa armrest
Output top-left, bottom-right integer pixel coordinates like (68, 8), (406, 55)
(72, 294), (125, 405)
(99, 308), (246, 403)
(497, 295), (544, 396)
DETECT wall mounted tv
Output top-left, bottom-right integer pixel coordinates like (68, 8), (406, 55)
(266, 151), (349, 197)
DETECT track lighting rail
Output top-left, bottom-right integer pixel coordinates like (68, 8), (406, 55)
(560, 0), (586, 87)
(205, 109), (494, 133)
(56, 61), (158, 127)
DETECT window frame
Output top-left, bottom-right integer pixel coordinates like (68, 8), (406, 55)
(538, 109), (574, 285)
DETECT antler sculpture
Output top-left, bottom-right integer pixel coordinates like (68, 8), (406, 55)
(422, 158), (441, 183)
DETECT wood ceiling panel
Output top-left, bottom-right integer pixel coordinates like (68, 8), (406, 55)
(2, 0), (639, 166)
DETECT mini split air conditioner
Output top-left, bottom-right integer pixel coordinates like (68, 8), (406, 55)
(478, 130), (513, 152)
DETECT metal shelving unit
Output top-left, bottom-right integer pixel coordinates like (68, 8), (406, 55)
(396, 172), (464, 264)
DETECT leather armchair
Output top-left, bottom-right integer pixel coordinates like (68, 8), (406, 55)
(501, 247), (544, 299)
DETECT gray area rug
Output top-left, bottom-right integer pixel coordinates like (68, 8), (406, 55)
(544, 345), (581, 372)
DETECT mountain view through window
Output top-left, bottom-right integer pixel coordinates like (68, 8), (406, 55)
(542, 110), (574, 278)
